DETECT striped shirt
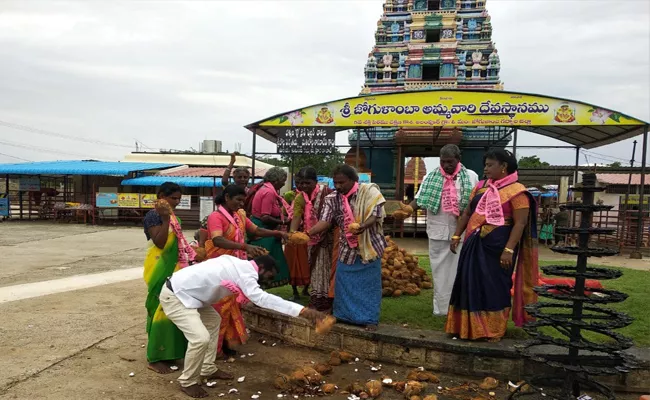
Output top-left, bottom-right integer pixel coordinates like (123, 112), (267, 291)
(320, 191), (387, 264)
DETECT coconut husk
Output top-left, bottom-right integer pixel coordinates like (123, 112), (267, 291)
(392, 290), (403, 297)
(365, 380), (382, 398)
(382, 288), (394, 297)
(314, 363), (333, 375)
(421, 282), (432, 289)
(321, 383), (337, 394)
(423, 396), (438, 400)
(289, 232), (310, 245)
(404, 287), (419, 296)
(409, 396), (422, 400)
(406, 370), (419, 381)
(381, 269), (391, 279)
(392, 210), (410, 220)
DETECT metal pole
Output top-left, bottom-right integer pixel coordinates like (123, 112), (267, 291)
(631, 127), (648, 259)
(355, 130), (360, 169)
(251, 131), (257, 186)
(512, 129), (518, 158)
(622, 140), (637, 253)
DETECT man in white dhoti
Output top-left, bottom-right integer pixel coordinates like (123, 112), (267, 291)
(405, 145), (478, 316)
(160, 254), (325, 398)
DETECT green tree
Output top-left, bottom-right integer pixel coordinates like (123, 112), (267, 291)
(257, 149), (345, 176)
(608, 161), (622, 168)
(518, 155), (550, 168)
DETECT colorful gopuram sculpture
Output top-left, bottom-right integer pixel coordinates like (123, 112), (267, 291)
(351, 0), (507, 194)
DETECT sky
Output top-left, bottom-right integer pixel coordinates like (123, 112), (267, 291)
(0, 0), (648, 168)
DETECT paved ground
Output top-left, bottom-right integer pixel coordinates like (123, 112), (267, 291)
(0, 221), (644, 399)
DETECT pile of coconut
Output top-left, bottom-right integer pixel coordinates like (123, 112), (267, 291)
(381, 237), (432, 297)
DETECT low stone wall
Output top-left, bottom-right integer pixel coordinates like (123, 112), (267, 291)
(243, 306), (650, 393)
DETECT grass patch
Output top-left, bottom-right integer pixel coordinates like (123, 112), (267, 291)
(268, 258), (650, 346)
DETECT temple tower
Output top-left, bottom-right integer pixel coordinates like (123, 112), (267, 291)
(351, 0), (507, 197)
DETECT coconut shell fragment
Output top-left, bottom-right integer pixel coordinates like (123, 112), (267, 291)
(338, 351), (355, 363)
(274, 374), (291, 390)
(315, 315), (336, 335)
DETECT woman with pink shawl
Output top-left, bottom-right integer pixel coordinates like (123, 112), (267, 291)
(446, 149), (539, 342)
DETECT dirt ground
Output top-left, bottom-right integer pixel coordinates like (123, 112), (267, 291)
(0, 222), (645, 400)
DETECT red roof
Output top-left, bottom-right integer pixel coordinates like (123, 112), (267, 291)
(161, 166), (268, 178)
(596, 173), (646, 185)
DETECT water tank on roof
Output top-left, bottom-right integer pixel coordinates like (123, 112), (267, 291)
(202, 140), (222, 153)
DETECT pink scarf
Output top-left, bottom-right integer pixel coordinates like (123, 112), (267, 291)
(169, 214), (196, 267)
(217, 206), (246, 260)
(475, 172), (520, 226)
(440, 163), (462, 216)
(221, 262), (259, 305)
(341, 182), (359, 248)
(301, 184), (320, 233)
(263, 182), (293, 221)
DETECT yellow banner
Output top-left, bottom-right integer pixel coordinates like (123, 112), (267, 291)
(140, 194), (157, 208)
(621, 195), (650, 205)
(258, 91), (645, 128)
(117, 193), (140, 208)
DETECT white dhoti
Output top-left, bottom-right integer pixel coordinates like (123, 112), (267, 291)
(428, 239), (461, 315)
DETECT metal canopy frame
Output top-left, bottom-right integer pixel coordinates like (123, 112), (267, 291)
(245, 89), (649, 257)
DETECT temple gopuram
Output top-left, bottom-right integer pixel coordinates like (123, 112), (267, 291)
(349, 0), (506, 198)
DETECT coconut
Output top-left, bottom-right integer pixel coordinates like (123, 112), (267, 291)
(302, 366), (322, 384)
(423, 396), (438, 400)
(347, 223), (361, 234)
(392, 290), (403, 297)
(193, 247), (207, 262)
(479, 377), (499, 390)
(339, 351), (355, 363)
(315, 315), (336, 335)
(392, 210), (410, 220)
(274, 374), (291, 390)
(346, 382), (365, 395)
(290, 370), (308, 385)
(321, 383), (337, 394)
(314, 363), (333, 375)
(393, 382), (407, 393)
(382, 288), (394, 297)
(365, 380), (382, 398)
(409, 396), (422, 400)
(403, 381), (425, 397)
(328, 355), (341, 366)
(289, 232), (310, 245)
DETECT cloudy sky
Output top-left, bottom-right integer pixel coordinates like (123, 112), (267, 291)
(0, 0), (648, 167)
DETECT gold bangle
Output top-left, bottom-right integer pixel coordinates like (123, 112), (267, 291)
(451, 235), (461, 240)
(504, 247), (514, 254)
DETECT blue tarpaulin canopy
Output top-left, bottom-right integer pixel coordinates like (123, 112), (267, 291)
(122, 176), (262, 188)
(0, 160), (180, 176)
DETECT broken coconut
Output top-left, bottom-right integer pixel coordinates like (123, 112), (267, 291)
(338, 351), (355, 363)
(346, 382), (365, 395)
(365, 380), (382, 398)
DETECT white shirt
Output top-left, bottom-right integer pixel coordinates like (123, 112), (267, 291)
(168, 255), (304, 317)
(415, 167), (479, 241)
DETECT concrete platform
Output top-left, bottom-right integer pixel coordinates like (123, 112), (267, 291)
(243, 306), (650, 394)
